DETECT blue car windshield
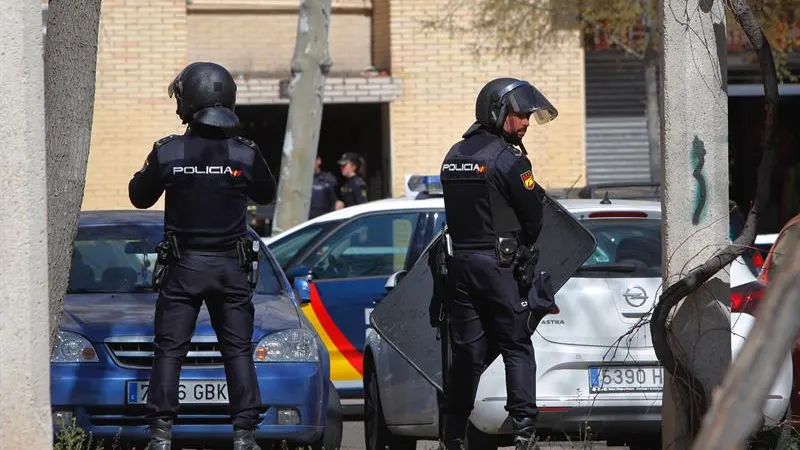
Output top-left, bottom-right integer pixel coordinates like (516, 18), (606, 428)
(68, 224), (283, 295)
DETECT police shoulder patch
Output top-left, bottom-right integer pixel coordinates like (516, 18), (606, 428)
(154, 134), (179, 149)
(520, 170), (535, 190)
(234, 136), (258, 149)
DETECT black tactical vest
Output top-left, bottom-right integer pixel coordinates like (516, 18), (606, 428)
(440, 131), (523, 251)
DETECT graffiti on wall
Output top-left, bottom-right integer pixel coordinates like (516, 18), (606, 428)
(691, 136), (708, 226)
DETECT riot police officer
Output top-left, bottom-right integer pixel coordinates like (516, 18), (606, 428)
(309, 153), (339, 219)
(438, 77), (559, 450)
(128, 61), (275, 450)
(336, 152), (368, 208)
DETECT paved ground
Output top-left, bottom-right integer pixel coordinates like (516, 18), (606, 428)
(173, 418), (625, 449)
(341, 420), (623, 450)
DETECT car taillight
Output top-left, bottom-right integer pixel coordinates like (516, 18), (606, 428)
(752, 251), (765, 269)
(731, 282), (765, 315)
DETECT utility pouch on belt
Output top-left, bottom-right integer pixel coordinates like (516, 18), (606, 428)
(152, 231), (181, 292)
(524, 270), (559, 335)
(236, 237), (260, 289)
(495, 236), (518, 267)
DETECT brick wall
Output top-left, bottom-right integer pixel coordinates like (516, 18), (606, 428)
(84, 0), (188, 210)
(386, 0), (586, 196)
(237, 76), (401, 104)
(84, 0), (585, 209)
(188, 0), (371, 8)
(371, 0), (390, 71)
(187, 11), (372, 75)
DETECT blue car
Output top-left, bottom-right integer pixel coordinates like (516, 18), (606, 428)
(50, 210), (343, 449)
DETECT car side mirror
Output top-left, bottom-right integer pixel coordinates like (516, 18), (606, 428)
(385, 270), (408, 293)
(285, 264), (312, 284)
(293, 277), (311, 304)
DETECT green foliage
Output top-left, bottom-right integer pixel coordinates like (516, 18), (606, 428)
(419, 0), (800, 80)
(53, 416), (123, 450)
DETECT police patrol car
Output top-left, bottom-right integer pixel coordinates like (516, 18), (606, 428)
(262, 176), (448, 414)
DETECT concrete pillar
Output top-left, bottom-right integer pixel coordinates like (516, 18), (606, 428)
(659, 0), (730, 448)
(0, 1), (52, 449)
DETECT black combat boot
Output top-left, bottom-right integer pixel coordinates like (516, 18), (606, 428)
(233, 428), (262, 450)
(144, 418), (172, 450)
(440, 414), (468, 450)
(438, 438), (466, 450)
(511, 416), (539, 450)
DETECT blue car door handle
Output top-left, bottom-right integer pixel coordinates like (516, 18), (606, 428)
(371, 296), (385, 305)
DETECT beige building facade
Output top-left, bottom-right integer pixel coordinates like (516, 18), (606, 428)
(82, 0), (586, 211)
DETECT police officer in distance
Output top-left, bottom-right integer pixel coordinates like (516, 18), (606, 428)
(128, 61), (275, 450)
(438, 77), (559, 450)
(336, 152), (368, 209)
(309, 153), (339, 219)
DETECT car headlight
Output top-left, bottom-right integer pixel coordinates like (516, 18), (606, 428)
(253, 329), (319, 363)
(52, 330), (99, 363)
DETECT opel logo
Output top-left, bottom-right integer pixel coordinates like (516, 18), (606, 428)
(623, 286), (648, 307)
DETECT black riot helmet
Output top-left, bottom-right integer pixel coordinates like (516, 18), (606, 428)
(474, 77), (559, 133)
(167, 62), (240, 131)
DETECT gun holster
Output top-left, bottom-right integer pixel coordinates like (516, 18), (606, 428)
(236, 236), (260, 289)
(152, 232), (181, 292)
(513, 244), (540, 293)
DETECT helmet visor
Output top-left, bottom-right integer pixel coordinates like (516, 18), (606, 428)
(167, 77), (178, 99)
(167, 63), (199, 99)
(505, 83), (559, 125)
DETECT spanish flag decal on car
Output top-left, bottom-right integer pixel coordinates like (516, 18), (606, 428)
(301, 282), (363, 382)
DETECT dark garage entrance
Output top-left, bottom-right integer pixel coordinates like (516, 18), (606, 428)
(236, 103), (389, 235)
(729, 90), (800, 234)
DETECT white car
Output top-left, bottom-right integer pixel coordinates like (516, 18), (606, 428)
(363, 184), (793, 450)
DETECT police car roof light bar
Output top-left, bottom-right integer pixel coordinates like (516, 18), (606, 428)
(407, 175), (443, 195)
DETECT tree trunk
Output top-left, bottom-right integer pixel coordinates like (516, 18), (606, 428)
(644, 54), (662, 183)
(689, 2), (783, 447)
(270, 0), (333, 235)
(44, 0), (102, 350)
(651, 0), (780, 445)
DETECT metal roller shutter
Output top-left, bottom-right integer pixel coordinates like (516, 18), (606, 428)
(585, 51), (652, 184)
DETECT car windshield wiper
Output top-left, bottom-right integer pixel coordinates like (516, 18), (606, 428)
(66, 286), (155, 294)
(67, 288), (95, 294)
(575, 264), (638, 273)
(130, 285), (155, 293)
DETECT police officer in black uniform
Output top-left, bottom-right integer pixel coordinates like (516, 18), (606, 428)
(438, 77), (559, 450)
(337, 152), (368, 208)
(128, 61), (276, 450)
(309, 153), (339, 219)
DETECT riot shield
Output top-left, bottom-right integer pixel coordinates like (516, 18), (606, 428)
(369, 193), (597, 391)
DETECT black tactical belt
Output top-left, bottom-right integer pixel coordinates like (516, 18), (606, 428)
(181, 248), (239, 258)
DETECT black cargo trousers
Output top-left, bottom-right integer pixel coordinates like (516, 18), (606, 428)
(145, 250), (265, 430)
(442, 249), (539, 438)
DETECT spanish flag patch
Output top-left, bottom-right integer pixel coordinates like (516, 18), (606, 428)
(520, 170), (535, 190)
